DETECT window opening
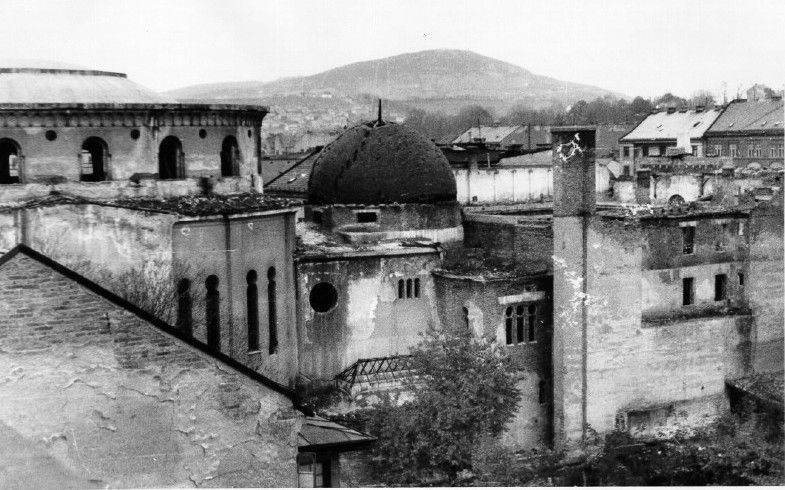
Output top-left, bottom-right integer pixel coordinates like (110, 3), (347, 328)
(220, 135), (240, 177)
(356, 211), (378, 223)
(309, 282), (338, 313)
(0, 138), (21, 184)
(159, 135), (184, 179)
(267, 267), (278, 354)
(682, 226), (695, 254)
(683, 277), (695, 306)
(715, 274), (727, 301)
(205, 275), (220, 349)
(246, 270), (259, 352)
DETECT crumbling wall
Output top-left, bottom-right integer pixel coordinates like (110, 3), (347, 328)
(0, 253), (300, 488)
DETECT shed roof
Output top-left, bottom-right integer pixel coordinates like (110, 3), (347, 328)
(621, 108), (722, 142)
(452, 125), (522, 144)
(298, 416), (375, 451)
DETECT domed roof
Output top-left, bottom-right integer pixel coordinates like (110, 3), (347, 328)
(308, 122), (457, 205)
(0, 61), (174, 104)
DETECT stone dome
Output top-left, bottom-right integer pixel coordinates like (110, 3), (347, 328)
(307, 122), (457, 205)
(0, 61), (174, 104)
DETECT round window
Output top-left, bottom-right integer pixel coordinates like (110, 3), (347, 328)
(130, 129), (140, 140)
(45, 130), (57, 141)
(199, 129), (207, 139)
(309, 282), (338, 313)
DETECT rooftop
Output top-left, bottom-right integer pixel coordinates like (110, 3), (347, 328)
(452, 125), (523, 144)
(621, 107), (722, 142)
(705, 98), (784, 135)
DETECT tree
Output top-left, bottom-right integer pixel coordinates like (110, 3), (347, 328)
(342, 329), (521, 485)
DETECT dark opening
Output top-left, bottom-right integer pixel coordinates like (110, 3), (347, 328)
(414, 278), (420, 298)
(668, 194), (685, 207)
(715, 274), (727, 301)
(0, 138), (20, 184)
(462, 306), (470, 331)
(205, 275), (220, 350)
(80, 137), (108, 182)
(681, 226), (695, 254)
(246, 270), (259, 352)
(130, 129), (140, 140)
(527, 304), (537, 342)
(397, 279), (405, 299)
(683, 277), (695, 306)
(312, 210), (323, 225)
(159, 135), (183, 179)
(406, 279), (412, 298)
(267, 267), (278, 354)
(199, 129), (207, 139)
(504, 306), (513, 345)
(515, 304), (524, 343)
(220, 135), (240, 177)
(356, 211), (378, 223)
(309, 282), (338, 313)
(538, 380), (546, 404)
(45, 130), (57, 141)
(738, 272), (744, 286)
(176, 278), (192, 335)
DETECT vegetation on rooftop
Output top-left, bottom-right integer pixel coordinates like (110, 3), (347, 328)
(108, 193), (299, 216)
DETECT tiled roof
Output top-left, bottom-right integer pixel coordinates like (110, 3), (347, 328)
(453, 125), (522, 144)
(264, 148), (322, 197)
(705, 98), (784, 135)
(621, 108), (722, 142)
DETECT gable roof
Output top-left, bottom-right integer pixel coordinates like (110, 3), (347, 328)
(0, 244), (300, 404)
(264, 147), (322, 197)
(704, 98), (784, 135)
(620, 108), (722, 142)
(452, 125), (522, 145)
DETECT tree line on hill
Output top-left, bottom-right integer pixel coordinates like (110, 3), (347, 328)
(404, 91), (718, 143)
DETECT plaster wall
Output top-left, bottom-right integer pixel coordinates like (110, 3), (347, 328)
(171, 211), (299, 386)
(297, 252), (441, 381)
(0, 254), (301, 488)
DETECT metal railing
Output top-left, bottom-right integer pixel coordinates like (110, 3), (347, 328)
(335, 355), (414, 391)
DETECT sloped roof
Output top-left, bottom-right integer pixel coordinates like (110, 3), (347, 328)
(498, 150), (552, 167)
(0, 65), (174, 104)
(453, 125), (521, 144)
(705, 98), (784, 135)
(298, 416), (376, 451)
(621, 108), (722, 142)
(264, 148), (322, 197)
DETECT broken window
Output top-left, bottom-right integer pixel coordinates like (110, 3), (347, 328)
(715, 274), (727, 301)
(246, 270), (259, 352)
(681, 226), (695, 254)
(504, 303), (537, 345)
(682, 277), (695, 306)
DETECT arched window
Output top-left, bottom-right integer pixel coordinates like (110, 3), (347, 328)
(504, 306), (513, 345)
(406, 279), (413, 298)
(176, 278), (192, 335)
(205, 275), (220, 350)
(515, 304), (525, 342)
(246, 270), (259, 352)
(0, 138), (21, 184)
(414, 278), (421, 298)
(220, 135), (240, 177)
(159, 136), (184, 179)
(267, 267), (278, 354)
(80, 137), (108, 181)
(527, 304), (537, 342)
(397, 279), (405, 299)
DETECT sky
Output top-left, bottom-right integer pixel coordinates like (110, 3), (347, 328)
(0, 0), (783, 100)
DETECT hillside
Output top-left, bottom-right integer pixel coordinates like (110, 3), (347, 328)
(166, 49), (621, 113)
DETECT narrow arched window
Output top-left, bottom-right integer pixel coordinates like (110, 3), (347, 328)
(406, 279), (413, 298)
(246, 270), (259, 351)
(527, 304), (537, 342)
(268, 267), (278, 354)
(504, 307), (513, 345)
(398, 279), (405, 299)
(414, 278), (420, 298)
(176, 278), (192, 335)
(205, 275), (220, 350)
(516, 304), (525, 343)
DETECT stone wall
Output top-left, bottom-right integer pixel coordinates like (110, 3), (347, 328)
(0, 252), (301, 488)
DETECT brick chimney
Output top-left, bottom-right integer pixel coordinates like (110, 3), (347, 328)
(635, 169), (651, 204)
(552, 126), (596, 217)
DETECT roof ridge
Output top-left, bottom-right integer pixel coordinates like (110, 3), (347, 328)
(0, 244), (312, 415)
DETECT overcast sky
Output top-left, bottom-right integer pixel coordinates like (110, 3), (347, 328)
(1, 0), (782, 100)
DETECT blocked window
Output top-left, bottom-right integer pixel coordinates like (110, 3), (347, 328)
(682, 277), (695, 306)
(205, 275), (220, 350)
(715, 223), (728, 251)
(681, 226), (695, 254)
(715, 274), (727, 301)
(504, 303), (537, 345)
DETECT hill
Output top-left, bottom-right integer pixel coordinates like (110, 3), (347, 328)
(166, 49), (622, 113)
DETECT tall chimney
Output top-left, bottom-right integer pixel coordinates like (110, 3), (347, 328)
(550, 126), (596, 450)
(635, 169), (652, 204)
